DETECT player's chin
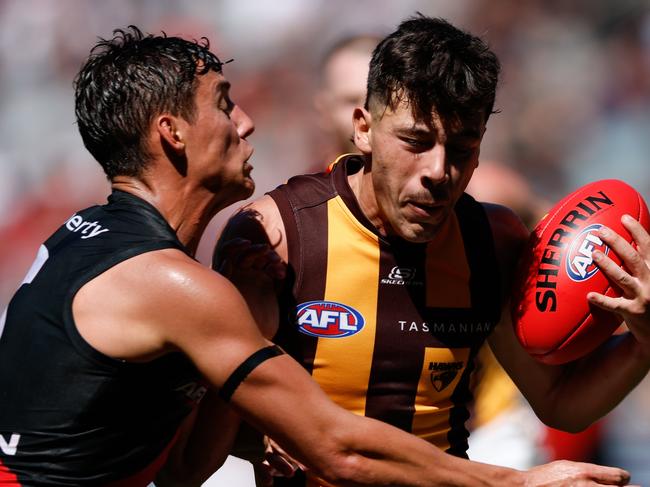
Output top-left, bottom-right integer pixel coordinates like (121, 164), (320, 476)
(399, 215), (448, 242)
(397, 221), (441, 243)
(239, 178), (255, 199)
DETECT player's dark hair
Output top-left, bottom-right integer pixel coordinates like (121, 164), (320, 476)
(74, 26), (228, 179)
(366, 15), (500, 123)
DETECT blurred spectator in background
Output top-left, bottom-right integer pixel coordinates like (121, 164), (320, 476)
(311, 33), (382, 169)
(466, 162), (549, 231)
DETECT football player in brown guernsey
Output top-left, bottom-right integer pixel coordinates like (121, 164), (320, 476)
(214, 14), (650, 487)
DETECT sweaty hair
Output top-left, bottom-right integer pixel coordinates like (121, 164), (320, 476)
(74, 26), (228, 179)
(366, 15), (500, 123)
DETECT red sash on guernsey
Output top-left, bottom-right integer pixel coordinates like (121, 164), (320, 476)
(104, 428), (181, 487)
(0, 460), (20, 486)
(0, 429), (179, 487)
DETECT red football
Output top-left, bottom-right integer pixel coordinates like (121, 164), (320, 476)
(511, 179), (650, 364)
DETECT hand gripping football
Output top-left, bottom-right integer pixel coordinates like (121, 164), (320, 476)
(511, 179), (650, 364)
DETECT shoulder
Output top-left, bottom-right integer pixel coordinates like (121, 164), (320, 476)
(217, 195), (287, 262)
(482, 202), (530, 287)
(109, 249), (248, 322)
(140, 249), (247, 311)
(74, 248), (253, 361)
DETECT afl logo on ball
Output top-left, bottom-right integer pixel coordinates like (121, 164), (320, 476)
(296, 300), (365, 338)
(566, 224), (610, 282)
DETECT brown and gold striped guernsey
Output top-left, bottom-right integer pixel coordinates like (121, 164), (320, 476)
(269, 155), (501, 486)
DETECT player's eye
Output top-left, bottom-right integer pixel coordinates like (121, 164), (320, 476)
(218, 97), (234, 118)
(401, 137), (432, 151)
(448, 145), (476, 160)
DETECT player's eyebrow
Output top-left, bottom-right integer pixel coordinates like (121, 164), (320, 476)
(394, 126), (433, 138)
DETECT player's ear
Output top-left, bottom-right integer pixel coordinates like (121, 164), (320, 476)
(156, 115), (185, 153)
(353, 107), (372, 154)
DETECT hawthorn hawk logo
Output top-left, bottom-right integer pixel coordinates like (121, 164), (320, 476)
(429, 361), (464, 392)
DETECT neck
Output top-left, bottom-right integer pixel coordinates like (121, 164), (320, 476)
(111, 177), (223, 256)
(348, 161), (390, 238)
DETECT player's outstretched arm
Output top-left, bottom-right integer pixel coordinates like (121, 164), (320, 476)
(152, 253), (631, 486)
(486, 204), (650, 432)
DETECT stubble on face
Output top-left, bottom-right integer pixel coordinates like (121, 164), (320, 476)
(359, 99), (484, 243)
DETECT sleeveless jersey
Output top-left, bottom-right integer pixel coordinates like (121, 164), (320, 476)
(269, 155), (501, 486)
(0, 191), (205, 486)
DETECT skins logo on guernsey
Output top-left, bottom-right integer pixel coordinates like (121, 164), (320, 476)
(566, 223), (609, 282)
(296, 301), (365, 338)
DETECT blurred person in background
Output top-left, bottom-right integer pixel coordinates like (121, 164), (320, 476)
(311, 33), (383, 169)
(215, 14), (650, 487)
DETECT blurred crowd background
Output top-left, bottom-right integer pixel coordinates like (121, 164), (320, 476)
(1, 0), (649, 484)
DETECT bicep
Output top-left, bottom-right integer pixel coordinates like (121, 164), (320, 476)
(168, 274), (273, 388)
(168, 280), (352, 477)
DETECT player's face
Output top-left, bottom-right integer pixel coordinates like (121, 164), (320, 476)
(360, 100), (485, 242)
(184, 71), (255, 204)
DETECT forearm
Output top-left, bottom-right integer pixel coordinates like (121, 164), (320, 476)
(327, 414), (524, 487)
(490, 297), (650, 432)
(539, 331), (650, 431)
(229, 354), (525, 487)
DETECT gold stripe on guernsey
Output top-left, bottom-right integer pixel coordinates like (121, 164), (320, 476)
(412, 347), (471, 449)
(310, 195), (380, 416)
(425, 212), (471, 308)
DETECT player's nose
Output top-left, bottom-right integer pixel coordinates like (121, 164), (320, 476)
(233, 105), (255, 139)
(420, 144), (448, 186)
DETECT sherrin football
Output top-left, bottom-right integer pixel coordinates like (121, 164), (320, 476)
(511, 179), (650, 365)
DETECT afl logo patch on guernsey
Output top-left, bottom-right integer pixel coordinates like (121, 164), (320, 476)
(296, 301), (365, 338)
(566, 223), (610, 282)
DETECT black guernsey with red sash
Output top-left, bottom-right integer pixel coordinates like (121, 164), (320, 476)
(0, 191), (205, 486)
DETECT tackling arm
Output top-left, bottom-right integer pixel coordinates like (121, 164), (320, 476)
(74, 220), (631, 486)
